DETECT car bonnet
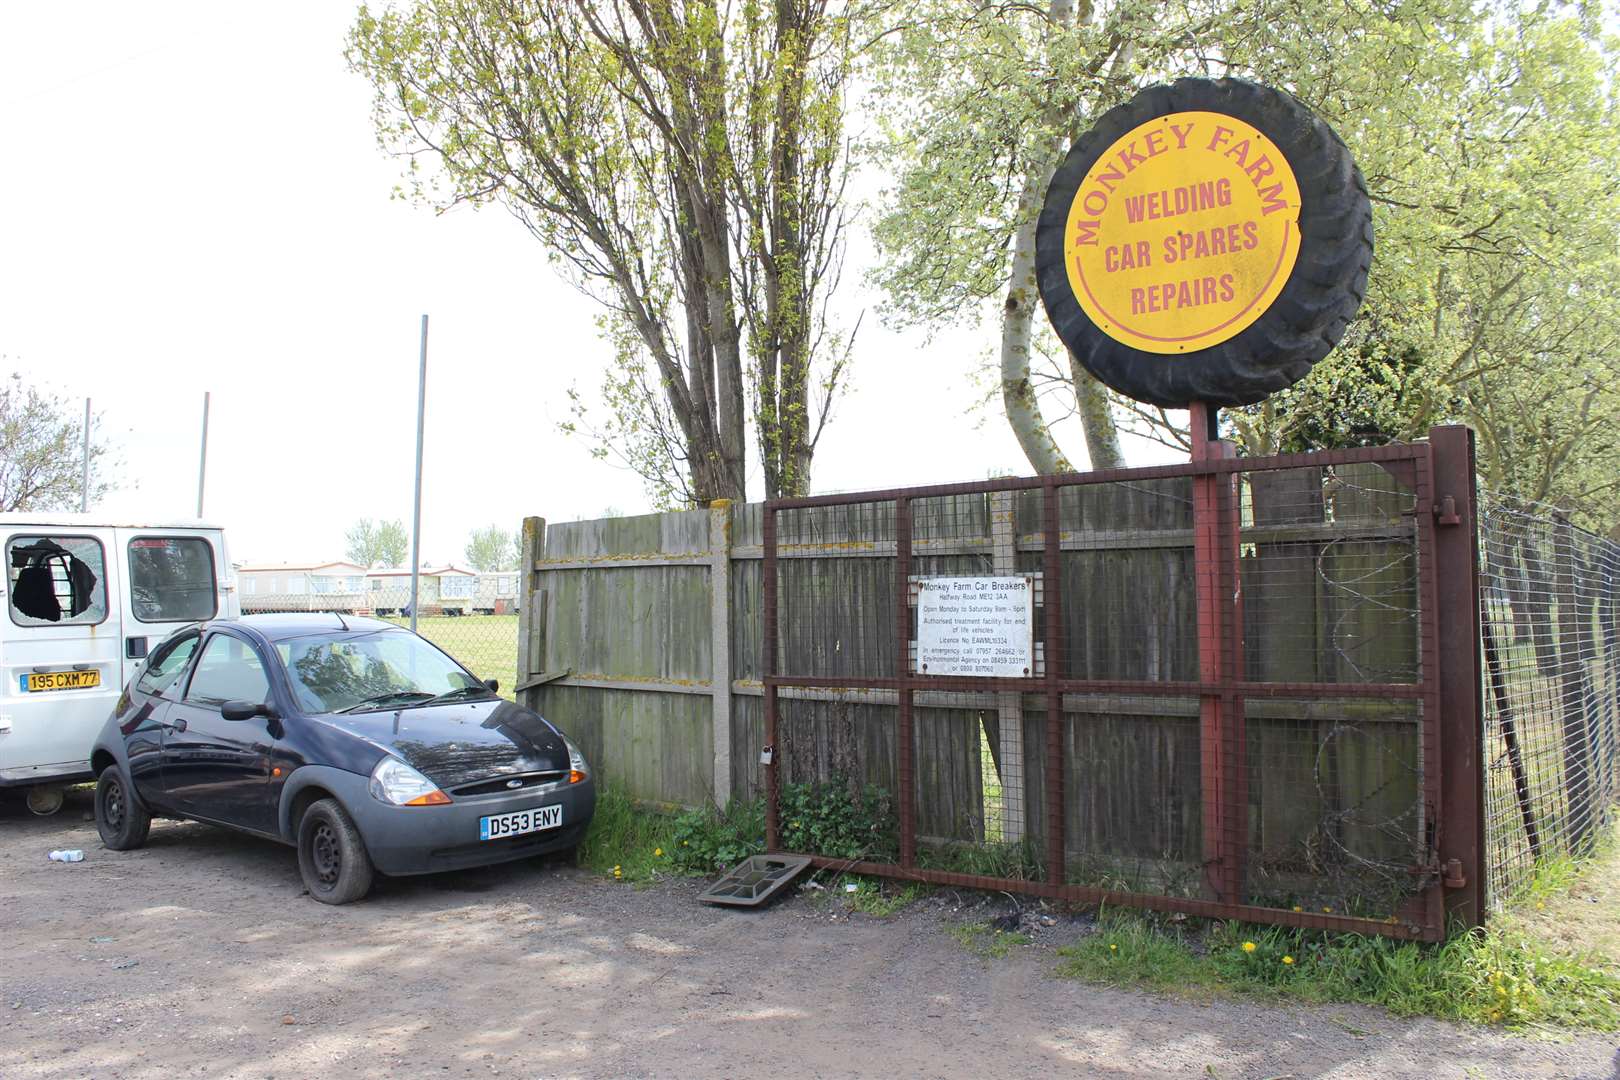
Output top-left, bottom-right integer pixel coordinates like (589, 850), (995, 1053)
(323, 698), (570, 789)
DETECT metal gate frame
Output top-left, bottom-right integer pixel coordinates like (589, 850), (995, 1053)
(761, 426), (1484, 942)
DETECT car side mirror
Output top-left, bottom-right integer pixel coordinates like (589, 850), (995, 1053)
(221, 700), (274, 722)
(483, 678), (500, 693)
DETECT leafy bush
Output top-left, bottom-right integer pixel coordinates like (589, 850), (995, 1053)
(779, 775), (898, 862)
(670, 799), (766, 875)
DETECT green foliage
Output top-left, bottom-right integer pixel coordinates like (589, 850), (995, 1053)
(1056, 910), (1620, 1030)
(344, 517), (407, 568)
(669, 798), (767, 875)
(0, 372), (112, 512)
(778, 776), (898, 862)
(577, 786), (678, 884)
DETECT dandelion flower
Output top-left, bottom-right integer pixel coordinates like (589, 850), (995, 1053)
(1292, 906), (1302, 913)
(1242, 941), (1257, 954)
(1109, 944), (1118, 952)
(1322, 907), (1333, 914)
(654, 848), (663, 857)
(1282, 955), (1295, 965)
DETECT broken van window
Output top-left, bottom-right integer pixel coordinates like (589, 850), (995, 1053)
(6, 536), (108, 626)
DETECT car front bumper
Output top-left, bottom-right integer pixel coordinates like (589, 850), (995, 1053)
(342, 773), (597, 876)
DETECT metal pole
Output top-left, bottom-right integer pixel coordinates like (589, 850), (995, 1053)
(80, 398), (91, 513)
(196, 392), (210, 519)
(409, 315), (429, 633)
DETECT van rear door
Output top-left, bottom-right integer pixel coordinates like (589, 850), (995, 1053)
(0, 528), (123, 786)
(117, 529), (229, 687)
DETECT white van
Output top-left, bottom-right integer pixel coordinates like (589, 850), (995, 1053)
(0, 516), (238, 814)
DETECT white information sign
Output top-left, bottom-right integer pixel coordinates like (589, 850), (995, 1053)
(915, 576), (1035, 677)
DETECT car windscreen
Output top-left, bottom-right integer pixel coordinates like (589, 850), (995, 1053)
(275, 630), (488, 714)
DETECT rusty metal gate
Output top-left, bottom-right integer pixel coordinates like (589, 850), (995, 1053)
(761, 426), (1483, 941)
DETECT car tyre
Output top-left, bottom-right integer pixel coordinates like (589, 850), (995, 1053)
(95, 768), (151, 850)
(297, 798), (375, 905)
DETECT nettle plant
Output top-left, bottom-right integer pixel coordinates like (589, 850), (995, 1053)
(779, 776), (899, 862)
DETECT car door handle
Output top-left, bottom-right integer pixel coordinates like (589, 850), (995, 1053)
(170, 718), (188, 733)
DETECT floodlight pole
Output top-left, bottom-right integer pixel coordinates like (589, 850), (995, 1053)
(196, 392), (210, 519)
(80, 398), (91, 513)
(409, 315), (429, 633)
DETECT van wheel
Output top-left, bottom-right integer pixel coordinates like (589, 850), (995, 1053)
(297, 799), (374, 905)
(95, 770), (151, 849)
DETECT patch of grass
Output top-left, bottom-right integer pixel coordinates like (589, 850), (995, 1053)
(577, 786), (678, 884)
(1507, 823), (1620, 973)
(836, 874), (930, 916)
(949, 921), (1033, 960)
(917, 837), (1045, 881)
(1054, 907), (1620, 1030)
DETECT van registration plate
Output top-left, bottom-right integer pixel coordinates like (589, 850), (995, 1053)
(480, 804), (562, 841)
(22, 671), (101, 692)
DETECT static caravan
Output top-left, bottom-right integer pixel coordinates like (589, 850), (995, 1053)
(238, 561), (368, 614)
(0, 516), (237, 814)
(364, 566), (477, 616)
(473, 571), (519, 615)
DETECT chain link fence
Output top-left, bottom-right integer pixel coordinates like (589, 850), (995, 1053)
(1481, 501), (1620, 906)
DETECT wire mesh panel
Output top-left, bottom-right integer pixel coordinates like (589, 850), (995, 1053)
(1481, 504), (1620, 906)
(765, 441), (1455, 940)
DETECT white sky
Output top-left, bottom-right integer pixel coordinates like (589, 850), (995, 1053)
(1, 1), (1175, 567)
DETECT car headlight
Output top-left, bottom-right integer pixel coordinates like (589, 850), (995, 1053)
(564, 736), (589, 784)
(369, 756), (450, 806)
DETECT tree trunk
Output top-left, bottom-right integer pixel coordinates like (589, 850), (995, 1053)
(1002, 195), (1072, 475)
(1068, 353), (1123, 468)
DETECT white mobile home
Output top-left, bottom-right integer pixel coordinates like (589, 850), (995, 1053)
(364, 566), (478, 615)
(237, 561), (368, 614)
(0, 516), (237, 813)
(474, 571), (519, 614)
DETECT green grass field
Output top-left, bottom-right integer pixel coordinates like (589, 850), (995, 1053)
(383, 614), (519, 699)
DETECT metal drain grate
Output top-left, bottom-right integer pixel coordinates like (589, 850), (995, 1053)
(698, 854), (813, 907)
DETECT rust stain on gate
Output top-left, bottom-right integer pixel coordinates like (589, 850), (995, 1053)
(762, 427), (1484, 942)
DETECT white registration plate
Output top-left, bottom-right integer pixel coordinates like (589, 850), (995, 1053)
(479, 804), (562, 841)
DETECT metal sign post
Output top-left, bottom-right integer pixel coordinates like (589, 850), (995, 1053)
(409, 315), (429, 633)
(196, 392), (210, 519)
(80, 398), (91, 513)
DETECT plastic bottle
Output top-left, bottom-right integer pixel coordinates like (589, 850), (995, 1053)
(47, 850), (84, 863)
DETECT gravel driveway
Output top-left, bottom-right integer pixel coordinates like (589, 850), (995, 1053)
(1, 790), (1616, 1080)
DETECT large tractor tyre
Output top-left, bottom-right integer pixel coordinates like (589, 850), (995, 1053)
(1036, 77), (1373, 408)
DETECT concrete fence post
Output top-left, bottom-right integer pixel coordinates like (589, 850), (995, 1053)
(709, 500), (734, 809)
(516, 516), (547, 710)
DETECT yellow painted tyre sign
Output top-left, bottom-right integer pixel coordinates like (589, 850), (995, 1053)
(1065, 112), (1301, 355)
(1036, 78), (1372, 408)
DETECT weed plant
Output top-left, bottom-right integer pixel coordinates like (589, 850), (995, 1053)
(577, 786), (678, 883)
(1053, 908), (1620, 1030)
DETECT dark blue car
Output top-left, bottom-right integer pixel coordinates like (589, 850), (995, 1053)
(90, 614), (595, 903)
